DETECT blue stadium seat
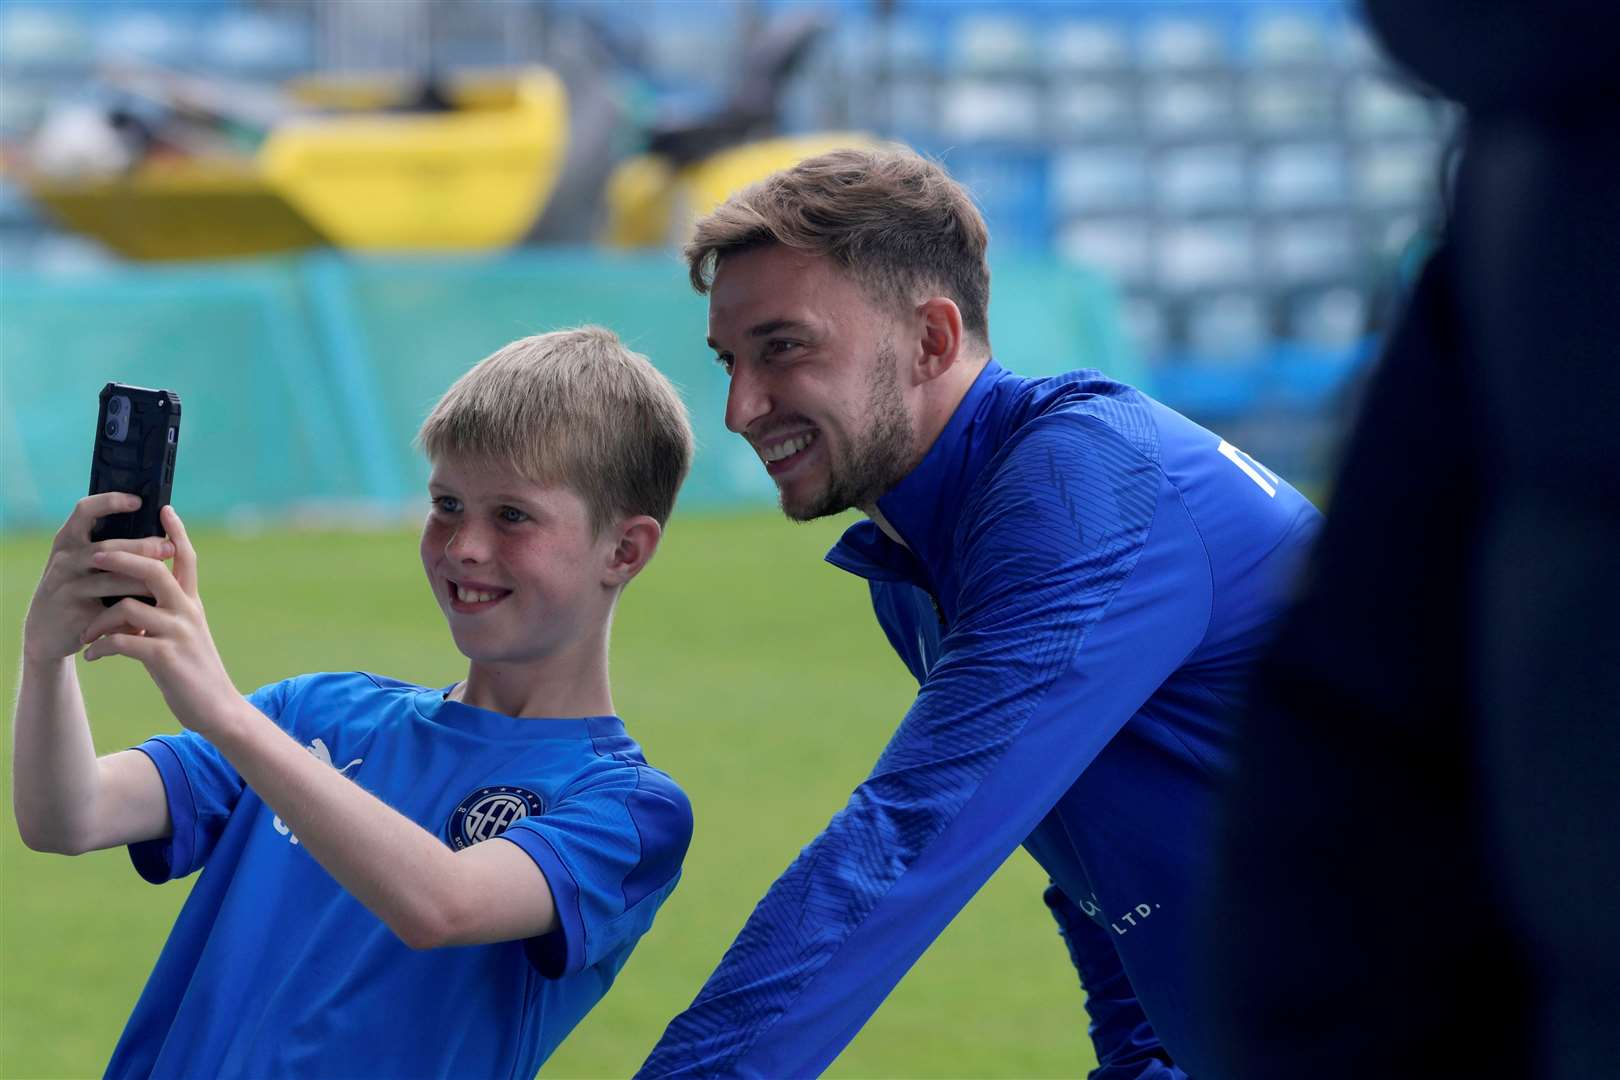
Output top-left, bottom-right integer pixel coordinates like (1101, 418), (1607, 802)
(1052, 146), (1149, 213)
(1045, 19), (1132, 73)
(1254, 142), (1349, 211)
(1155, 144), (1247, 213)
(1142, 76), (1238, 138)
(952, 13), (1037, 74)
(203, 11), (314, 76)
(1047, 79), (1136, 139)
(1140, 16), (1228, 71)
(1058, 216), (1152, 289)
(1157, 219), (1256, 294)
(95, 8), (197, 68)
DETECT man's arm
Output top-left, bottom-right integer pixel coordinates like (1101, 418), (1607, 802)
(80, 507), (557, 950)
(639, 419), (1213, 1077)
(13, 493), (176, 855)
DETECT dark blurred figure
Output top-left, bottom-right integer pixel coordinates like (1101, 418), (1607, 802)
(1206, 3), (1620, 1078)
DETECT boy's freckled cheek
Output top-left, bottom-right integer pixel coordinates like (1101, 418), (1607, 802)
(419, 522), (450, 566)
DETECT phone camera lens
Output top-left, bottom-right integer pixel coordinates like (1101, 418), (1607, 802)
(104, 419), (118, 437)
(108, 398), (122, 414)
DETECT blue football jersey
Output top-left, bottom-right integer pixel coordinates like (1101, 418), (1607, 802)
(640, 362), (1319, 1078)
(110, 671), (691, 1080)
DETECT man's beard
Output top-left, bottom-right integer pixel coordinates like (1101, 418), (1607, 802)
(785, 342), (916, 522)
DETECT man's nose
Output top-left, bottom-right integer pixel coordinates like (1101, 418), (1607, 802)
(724, 362), (770, 434)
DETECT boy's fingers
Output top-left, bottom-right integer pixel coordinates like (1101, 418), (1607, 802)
(95, 536), (177, 561)
(83, 632), (155, 664)
(79, 573), (155, 599)
(82, 599), (160, 644)
(162, 507), (198, 595)
(62, 493), (141, 542)
(91, 550), (183, 608)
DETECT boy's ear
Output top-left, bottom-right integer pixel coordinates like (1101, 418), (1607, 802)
(603, 515), (663, 587)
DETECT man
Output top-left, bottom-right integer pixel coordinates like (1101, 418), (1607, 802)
(639, 147), (1320, 1077)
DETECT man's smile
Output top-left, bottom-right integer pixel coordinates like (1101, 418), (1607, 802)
(753, 429), (819, 476)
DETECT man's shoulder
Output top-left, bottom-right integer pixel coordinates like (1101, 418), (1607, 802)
(950, 371), (1170, 571)
(995, 366), (1164, 469)
(983, 370), (1166, 496)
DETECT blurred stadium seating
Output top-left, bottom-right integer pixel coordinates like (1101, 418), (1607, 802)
(0, 0), (1456, 519)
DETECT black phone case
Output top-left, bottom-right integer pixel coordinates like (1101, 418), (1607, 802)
(89, 382), (181, 543)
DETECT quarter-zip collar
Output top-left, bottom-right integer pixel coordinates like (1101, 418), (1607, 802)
(825, 359), (1018, 616)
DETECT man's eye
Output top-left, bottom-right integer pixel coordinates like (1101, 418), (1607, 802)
(765, 340), (799, 357)
(714, 353), (734, 375)
(499, 507), (529, 524)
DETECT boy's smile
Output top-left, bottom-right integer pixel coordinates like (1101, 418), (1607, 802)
(446, 578), (512, 611)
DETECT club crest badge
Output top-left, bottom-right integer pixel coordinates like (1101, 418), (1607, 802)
(447, 785), (545, 850)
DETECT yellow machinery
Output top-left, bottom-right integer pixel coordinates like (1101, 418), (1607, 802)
(24, 68), (568, 260)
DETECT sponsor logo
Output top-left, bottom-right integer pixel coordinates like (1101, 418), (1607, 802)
(446, 785), (544, 850)
(1109, 901), (1162, 937)
(1077, 891), (1164, 937)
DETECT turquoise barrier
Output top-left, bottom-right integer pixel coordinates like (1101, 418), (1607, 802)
(0, 251), (1135, 529)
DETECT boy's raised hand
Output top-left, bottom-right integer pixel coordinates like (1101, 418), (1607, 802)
(80, 506), (238, 735)
(24, 493), (175, 663)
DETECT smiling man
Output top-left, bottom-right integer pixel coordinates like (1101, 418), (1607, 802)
(637, 147), (1322, 1078)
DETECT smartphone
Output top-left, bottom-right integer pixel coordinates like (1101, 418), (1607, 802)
(89, 383), (181, 603)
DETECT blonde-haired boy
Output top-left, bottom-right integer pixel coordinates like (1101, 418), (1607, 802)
(14, 327), (696, 1079)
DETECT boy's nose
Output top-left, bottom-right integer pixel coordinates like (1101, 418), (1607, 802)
(445, 524), (488, 562)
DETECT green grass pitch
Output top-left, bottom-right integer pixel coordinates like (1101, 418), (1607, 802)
(1, 511), (1097, 1077)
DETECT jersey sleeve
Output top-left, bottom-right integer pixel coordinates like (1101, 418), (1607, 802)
(637, 418), (1214, 1078)
(1042, 884), (1187, 1080)
(497, 764), (693, 979)
(127, 677), (300, 883)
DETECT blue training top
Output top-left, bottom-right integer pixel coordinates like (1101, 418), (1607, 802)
(640, 362), (1320, 1078)
(110, 671), (692, 1080)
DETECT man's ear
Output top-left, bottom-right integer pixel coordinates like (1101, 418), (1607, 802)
(913, 296), (965, 384)
(603, 515), (663, 587)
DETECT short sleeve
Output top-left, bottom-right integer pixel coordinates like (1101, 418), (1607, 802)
(127, 677), (300, 883)
(497, 765), (693, 979)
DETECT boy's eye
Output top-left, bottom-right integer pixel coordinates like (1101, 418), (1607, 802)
(498, 506), (529, 524)
(433, 496), (462, 514)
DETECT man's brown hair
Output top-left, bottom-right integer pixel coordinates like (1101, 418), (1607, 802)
(684, 145), (992, 343)
(417, 326), (694, 533)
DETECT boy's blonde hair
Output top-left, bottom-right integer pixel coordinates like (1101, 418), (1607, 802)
(417, 326), (694, 533)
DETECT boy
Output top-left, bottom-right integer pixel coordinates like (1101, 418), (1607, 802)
(13, 326), (696, 1079)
